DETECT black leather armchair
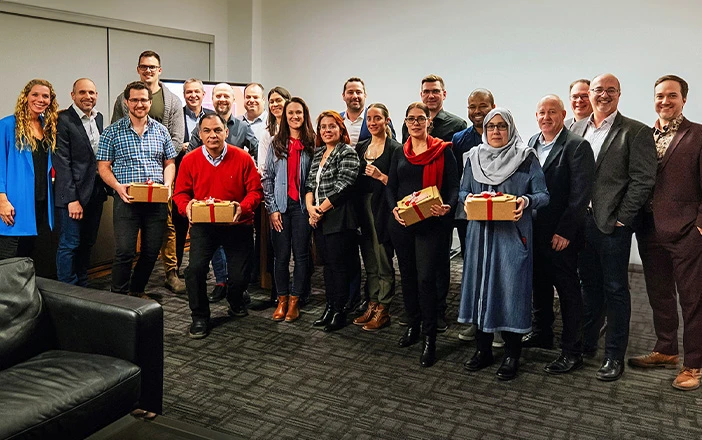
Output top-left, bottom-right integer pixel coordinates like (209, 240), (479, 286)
(0, 258), (163, 440)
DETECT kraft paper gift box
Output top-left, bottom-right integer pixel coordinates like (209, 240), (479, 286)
(127, 181), (169, 203)
(397, 186), (443, 226)
(464, 192), (517, 221)
(191, 199), (239, 223)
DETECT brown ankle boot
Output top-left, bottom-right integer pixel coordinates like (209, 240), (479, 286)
(272, 296), (289, 321)
(362, 304), (390, 332)
(285, 296), (300, 322)
(353, 301), (378, 325)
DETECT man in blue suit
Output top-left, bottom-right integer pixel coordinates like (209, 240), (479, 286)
(54, 78), (106, 286)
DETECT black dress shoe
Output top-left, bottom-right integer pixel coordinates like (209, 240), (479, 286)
(464, 350), (495, 371)
(521, 331), (554, 349)
(323, 312), (346, 332)
(496, 357), (520, 380)
(420, 336), (436, 367)
(398, 326), (421, 348)
(544, 353), (584, 374)
(242, 290), (251, 305)
(208, 284), (227, 303)
(188, 320), (209, 339)
(596, 358), (624, 381)
(313, 305), (333, 327)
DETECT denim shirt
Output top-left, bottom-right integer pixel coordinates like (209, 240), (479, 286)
(260, 140), (312, 214)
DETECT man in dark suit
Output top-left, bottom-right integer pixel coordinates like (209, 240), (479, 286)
(570, 73), (657, 381)
(54, 78), (106, 286)
(629, 75), (702, 391)
(524, 95), (595, 374)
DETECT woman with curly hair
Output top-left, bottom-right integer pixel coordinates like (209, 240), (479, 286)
(0, 79), (59, 259)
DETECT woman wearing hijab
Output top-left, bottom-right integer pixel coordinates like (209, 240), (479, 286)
(459, 108), (549, 381)
(387, 102), (459, 367)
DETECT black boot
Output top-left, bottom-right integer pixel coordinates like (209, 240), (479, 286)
(398, 325), (421, 347)
(313, 304), (333, 327)
(420, 335), (436, 367)
(323, 312), (346, 332)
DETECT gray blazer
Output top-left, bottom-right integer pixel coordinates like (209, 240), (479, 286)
(111, 81), (185, 150)
(570, 112), (657, 234)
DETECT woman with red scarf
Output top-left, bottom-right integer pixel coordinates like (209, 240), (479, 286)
(386, 102), (459, 367)
(261, 97), (315, 322)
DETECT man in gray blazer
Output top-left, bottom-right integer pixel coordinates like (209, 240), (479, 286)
(112, 50), (185, 295)
(570, 73), (657, 381)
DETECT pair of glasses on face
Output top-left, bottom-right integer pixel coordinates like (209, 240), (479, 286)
(128, 98), (151, 105)
(485, 122), (508, 131)
(137, 65), (160, 72)
(590, 88), (619, 96)
(570, 94), (589, 101)
(405, 116), (428, 125)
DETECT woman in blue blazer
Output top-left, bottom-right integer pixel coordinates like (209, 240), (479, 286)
(261, 97), (315, 322)
(0, 79), (58, 259)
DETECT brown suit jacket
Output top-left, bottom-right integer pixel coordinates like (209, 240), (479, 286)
(651, 117), (702, 242)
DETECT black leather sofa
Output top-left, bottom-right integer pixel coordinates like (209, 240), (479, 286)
(0, 257), (163, 440)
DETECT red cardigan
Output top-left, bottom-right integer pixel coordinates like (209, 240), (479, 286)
(173, 145), (263, 225)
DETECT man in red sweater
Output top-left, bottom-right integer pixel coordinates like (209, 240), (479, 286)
(174, 114), (263, 339)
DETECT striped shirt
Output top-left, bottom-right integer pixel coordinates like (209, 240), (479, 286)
(583, 111), (618, 161)
(97, 116), (177, 184)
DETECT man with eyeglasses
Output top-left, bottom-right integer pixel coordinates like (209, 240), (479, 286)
(524, 95), (595, 374)
(112, 50), (186, 295)
(629, 75), (702, 391)
(174, 113), (263, 339)
(565, 79), (593, 129)
(570, 73), (657, 381)
(400, 74), (467, 334)
(98, 81), (177, 298)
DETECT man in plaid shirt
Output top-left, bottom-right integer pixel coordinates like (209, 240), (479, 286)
(98, 81), (177, 297)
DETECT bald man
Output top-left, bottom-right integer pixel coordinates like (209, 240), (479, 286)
(570, 74), (657, 381)
(525, 95), (595, 374)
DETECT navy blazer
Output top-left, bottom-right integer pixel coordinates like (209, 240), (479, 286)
(528, 129), (595, 247)
(54, 106), (105, 208)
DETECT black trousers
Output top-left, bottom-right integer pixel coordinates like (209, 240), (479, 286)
(185, 223), (253, 321)
(476, 329), (523, 359)
(389, 217), (450, 337)
(532, 238), (583, 355)
(0, 201), (49, 261)
(314, 228), (356, 313)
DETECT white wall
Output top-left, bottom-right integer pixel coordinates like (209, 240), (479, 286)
(259, 0), (702, 137)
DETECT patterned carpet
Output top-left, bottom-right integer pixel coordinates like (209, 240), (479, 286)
(90, 253), (702, 440)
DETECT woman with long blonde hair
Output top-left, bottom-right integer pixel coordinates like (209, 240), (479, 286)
(0, 79), (59, 259)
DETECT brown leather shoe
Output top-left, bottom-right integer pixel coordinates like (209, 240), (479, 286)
(285, 296), (300, 322)
(628, 351), (679, 369)
(672, 367), (701, 391)
(272, 295), (288, 321)
(353, 301), (378, 325)
(164, 270), (186, 294)
(362, 304), (390, 332)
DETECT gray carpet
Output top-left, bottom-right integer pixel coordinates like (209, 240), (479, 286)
(89, 254), (702, 440)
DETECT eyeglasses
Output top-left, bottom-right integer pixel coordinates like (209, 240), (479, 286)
(570, 94), (589, 101)
(405, 116), (428, 125)
(590, 87), (619, 96)
(485, 122), (508, 131)
(138, 65), (160, 72)
(128, 98), (151, 105)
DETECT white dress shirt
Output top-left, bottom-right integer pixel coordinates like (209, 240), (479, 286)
(72, 103), (100, 154)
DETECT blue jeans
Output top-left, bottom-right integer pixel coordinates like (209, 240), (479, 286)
(111, 198), (168, 294)
(56, 195), (104, 286)
(270, 199), (312, 297)
(211, 247), (227, 284)
(579, 213), (633, 360)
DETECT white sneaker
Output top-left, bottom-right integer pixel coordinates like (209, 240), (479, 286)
(458, 324), (476, 341)
(492, 332), (505, 348)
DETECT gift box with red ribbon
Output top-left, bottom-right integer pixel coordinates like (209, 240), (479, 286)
(127, 179), (169, 203)
(397, 186), (443, 226)
(464, 191), (517, 221)
(191, 198), (240, 223)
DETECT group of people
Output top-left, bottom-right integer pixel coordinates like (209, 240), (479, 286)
(1, 49), (700, 391)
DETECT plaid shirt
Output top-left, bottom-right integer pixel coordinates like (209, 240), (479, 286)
(97, 116), (177, 184)
(305, 142), (359, 205)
